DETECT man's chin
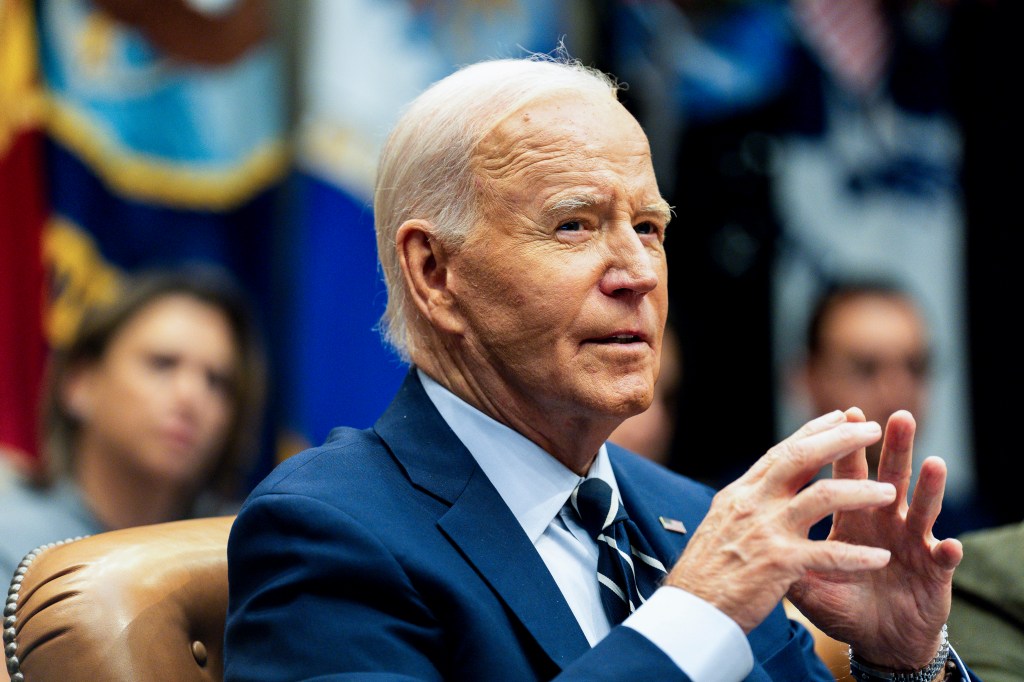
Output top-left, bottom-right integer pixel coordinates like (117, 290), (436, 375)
(594, 387), (654, 422)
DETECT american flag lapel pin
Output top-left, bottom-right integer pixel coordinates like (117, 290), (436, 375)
(659, 516), (687, 535)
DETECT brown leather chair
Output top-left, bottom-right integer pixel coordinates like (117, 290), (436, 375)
(4, 516), (234, 682)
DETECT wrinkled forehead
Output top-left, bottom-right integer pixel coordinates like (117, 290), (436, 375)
(477, 91), (647, 156)
(470, 91), (660, 202)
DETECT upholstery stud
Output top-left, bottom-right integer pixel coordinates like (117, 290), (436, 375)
(191, 640), (208, 666)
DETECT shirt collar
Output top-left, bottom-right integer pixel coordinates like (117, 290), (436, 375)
(418, 369), (619, 543)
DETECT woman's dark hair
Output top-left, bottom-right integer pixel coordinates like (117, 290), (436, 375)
(40, 266), (267, 500)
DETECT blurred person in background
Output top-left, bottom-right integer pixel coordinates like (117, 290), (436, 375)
(795, 279), (987, 539)
(0, 267), (266, 578)
(800, 280), (932, 478)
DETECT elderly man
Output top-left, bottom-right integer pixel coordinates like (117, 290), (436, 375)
(225, 58), (974, 681)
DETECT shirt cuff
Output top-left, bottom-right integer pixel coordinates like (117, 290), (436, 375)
(623, 586), (754, 682)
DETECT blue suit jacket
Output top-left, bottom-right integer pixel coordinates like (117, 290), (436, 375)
(224, 372), (834, 681)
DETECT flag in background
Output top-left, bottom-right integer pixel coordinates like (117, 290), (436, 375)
(285, 0), (582, 449)
(35, 0), (287, 331)
(0, 0), (48, 465)
(23, 0), (286, 477)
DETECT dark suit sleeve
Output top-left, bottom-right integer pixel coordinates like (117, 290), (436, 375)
(225, 490), (699, 681)
(561, 627), (691, 681)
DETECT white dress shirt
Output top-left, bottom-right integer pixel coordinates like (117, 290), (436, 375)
(419, 371), (754, 681)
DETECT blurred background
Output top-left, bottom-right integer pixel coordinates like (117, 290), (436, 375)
(1, 0), (1015, 531)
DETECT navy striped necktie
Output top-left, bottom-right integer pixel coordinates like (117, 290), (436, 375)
(569, 477), (668, 625)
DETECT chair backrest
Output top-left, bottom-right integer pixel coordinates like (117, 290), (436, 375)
(4, 516), (234, 682)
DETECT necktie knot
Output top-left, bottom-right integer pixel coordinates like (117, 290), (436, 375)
(571, 477), (626, 540)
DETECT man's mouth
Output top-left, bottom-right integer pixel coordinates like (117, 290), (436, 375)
(589, 333), (645, 344)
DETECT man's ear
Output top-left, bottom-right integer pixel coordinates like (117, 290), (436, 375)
(396, 219), (465, 335)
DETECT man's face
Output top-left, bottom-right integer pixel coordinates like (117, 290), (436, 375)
(444, 91), (670, 433)
(805, 293), (931, 465)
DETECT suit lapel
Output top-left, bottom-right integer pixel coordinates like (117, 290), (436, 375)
(438, 467), (592, 668)
(608, 445), (702, 568)
(374, 372), (591, 670)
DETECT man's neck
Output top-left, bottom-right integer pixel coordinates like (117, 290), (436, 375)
(413, 356), (613, 476)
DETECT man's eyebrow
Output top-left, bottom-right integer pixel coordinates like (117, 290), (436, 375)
(542, 194), (601, 220)
(640, 201), (674, 224)
(542, 195), (673, 224)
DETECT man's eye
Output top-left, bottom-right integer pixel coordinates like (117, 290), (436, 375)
(635, 221), (657, 235)
(557, 220), (583, 232)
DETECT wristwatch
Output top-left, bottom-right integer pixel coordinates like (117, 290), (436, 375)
(849, 625), (953, 681)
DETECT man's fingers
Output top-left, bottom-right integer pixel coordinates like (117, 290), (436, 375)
(833, 407), (870, 480)
(788, 479), (897, 531)
(907, 456), (947, 537)
(746, 410), (845, 480)
(763, 420), (882, 489)
(803, 539), (892, 573)
(787, 409), (848, 442)
(877, 410), (916, 503)
(932, 538), (963, 571)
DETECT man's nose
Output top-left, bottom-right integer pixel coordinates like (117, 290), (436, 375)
(600, 226), (660, 296)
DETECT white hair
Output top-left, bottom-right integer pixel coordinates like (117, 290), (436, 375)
(374, 56), (619, 360)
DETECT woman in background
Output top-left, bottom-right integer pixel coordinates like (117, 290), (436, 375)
(0, 267), (265, 578)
